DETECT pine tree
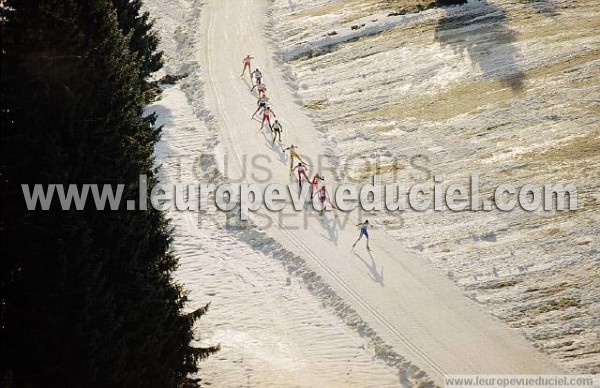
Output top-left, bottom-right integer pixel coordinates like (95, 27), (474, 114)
(112, 0), (163, 83)
(0, 0), (215, 386)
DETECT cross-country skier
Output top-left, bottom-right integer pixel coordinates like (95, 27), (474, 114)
(260, 106), (276, 130)
(241, 55), (254, 80)
(352, 220), (371, 251)
(310, 172), (324, 195)
(271, 120), (283, 145)
(251, 68), (263, 85)
(251, 82), (267, 97)
(252, 95), (270, 119)
(284, 144), (304, 173)
(312, 185), (334, 215)
(293, 162), (310, 190)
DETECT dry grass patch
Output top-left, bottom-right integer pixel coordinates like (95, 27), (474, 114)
(527, 49), (600, 81)
(478, 279), (522, 290)
(533, 297), (581, 314)
(294, 0), (448, 25)
(516, 14), (600, 43)
(356, 78), (518, 123)
(546, 227), (561, 236)
(303, 99), (329, 110)
(521, 131), (600, 163)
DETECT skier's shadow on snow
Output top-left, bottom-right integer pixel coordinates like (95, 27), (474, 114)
(252, 117), (287, 164)
(259, 130), (288, 164)
(320, 212), (339, 245)
(434, 1), (527, 92)
(355, 251), (384, 287)
(277, 145), (287, 165)
(255, 125), (270, 143)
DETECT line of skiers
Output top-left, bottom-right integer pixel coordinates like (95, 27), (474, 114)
(242, 55), (371, 250)
(242, 55), (314, 189)
(243, 56), (281, 144)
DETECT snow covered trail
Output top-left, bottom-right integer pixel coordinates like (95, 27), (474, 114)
(145, 0), (419, 385)
(151, 84), (401, 387)
(196, 0), (565, 384)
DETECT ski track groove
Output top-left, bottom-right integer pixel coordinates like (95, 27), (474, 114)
(276, 217), (447, 377)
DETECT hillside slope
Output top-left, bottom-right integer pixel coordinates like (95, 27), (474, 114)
(270, 0), (600, 373)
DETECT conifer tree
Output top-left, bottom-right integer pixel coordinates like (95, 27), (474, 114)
(112, 0), (163, 83)
(0, 0), (216, 386)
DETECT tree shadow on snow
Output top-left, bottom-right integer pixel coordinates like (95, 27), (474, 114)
(434, 1), (527, 92)
(523, 0), (558, 17)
